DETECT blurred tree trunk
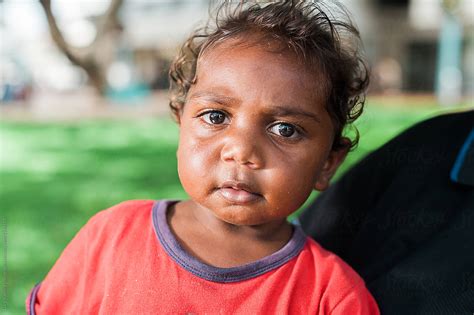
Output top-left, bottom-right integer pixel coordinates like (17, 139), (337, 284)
(39, 0), (124, 95)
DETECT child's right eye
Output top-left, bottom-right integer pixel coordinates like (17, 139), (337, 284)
(199, 110), (229, 125)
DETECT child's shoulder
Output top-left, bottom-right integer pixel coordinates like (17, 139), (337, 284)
(298, 237), (373, 309)
(91, 199), (154, 219)
(95, 199), (155, 219)
(301, 237), (364, 284)
(61, 200), (158, 259)
(84, 199), (156, 234)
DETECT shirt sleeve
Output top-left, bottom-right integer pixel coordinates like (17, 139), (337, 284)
(25, 210), (110, 315)
(329, 282), (380, 315)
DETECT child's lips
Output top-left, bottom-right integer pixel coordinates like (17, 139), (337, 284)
(218, 180), (261, 204)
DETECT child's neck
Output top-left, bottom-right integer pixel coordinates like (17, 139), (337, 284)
(167, 200), (293, 268)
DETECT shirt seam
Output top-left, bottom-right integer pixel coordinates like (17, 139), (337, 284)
(328, 281), (364, 314)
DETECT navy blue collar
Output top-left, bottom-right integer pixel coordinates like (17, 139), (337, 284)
(152, 200), (307, 283)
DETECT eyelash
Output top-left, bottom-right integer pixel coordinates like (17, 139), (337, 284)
(198, 110), (230, 125)
(268, 122), (302, 139)
(197, 109), (303, 140)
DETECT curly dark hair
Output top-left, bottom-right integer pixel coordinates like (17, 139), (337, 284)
(169, 0), (369, 150)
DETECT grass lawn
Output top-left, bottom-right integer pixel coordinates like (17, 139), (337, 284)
(0, 100), (458, 313)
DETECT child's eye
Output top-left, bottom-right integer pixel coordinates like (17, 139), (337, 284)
(199, 110), (229, 125)
(268, 123), (300, 138)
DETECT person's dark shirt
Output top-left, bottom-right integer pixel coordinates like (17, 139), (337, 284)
(299, 110), (474, 314)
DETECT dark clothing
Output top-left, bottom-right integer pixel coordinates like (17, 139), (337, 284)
(300, 110), (474, 314)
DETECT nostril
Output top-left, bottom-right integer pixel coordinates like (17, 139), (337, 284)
(220, 144), (262, 169)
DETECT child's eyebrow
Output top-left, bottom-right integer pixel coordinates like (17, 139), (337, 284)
(187, 91), (238, 105)
(269, 106), (321, 124)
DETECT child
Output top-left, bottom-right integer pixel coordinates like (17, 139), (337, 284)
(27, 0), (379, 313)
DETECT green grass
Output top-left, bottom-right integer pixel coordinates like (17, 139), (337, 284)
(0, 101), (452, 314)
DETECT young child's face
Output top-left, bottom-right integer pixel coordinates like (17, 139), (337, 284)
(176, 38), (347, 226)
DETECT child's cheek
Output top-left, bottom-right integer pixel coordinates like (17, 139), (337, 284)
(177, 129), (219, 188)
(191, 120), (221, 138)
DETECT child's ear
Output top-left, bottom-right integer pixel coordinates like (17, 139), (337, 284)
(314, 138), (350, 191)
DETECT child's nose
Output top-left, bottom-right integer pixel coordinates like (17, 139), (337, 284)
(220, 127), (264, 169)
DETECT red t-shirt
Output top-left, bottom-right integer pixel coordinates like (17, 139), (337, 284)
(27, 200), (379, 314)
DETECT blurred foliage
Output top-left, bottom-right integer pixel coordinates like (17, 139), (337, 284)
(0, 101), (453, 314)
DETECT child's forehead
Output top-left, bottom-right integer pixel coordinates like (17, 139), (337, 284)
(199, 34), (320, 74)
(196, 36), (328, 97)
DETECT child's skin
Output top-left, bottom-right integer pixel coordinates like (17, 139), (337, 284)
(168, 36), (348, 268)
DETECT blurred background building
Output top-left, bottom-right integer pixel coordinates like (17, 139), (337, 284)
(348, 0), (474, 103)
(0, 0), (473, 118)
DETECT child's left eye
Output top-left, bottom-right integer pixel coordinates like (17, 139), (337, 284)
(268, 123), (300, 138)
(199, 110), (230, 125)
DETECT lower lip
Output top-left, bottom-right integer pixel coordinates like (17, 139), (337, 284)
(218, 188), (261, 204)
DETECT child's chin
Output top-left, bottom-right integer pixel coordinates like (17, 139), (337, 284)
(213, 209), (266, 227)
